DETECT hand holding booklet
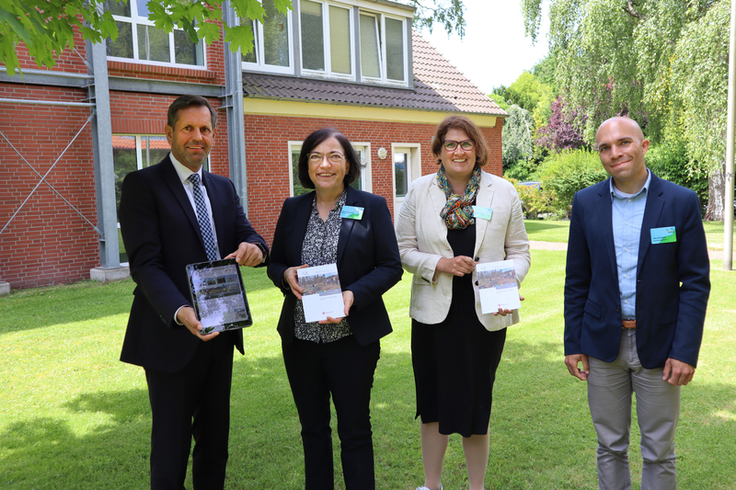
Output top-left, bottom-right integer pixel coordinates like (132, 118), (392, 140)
(476, 259), (521, 314)
(297, 263), (346, 323)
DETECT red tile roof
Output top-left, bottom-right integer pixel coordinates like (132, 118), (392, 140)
(242, 30), (506, 117)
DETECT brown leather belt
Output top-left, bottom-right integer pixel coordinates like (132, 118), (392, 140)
(622, 319), (636, 329)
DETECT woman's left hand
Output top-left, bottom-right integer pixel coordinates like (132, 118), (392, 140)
(493, 295), (525, 316)
(319, 290), (354, 324)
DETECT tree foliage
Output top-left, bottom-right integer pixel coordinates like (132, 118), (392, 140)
(502, 104), (535, 170)
(1, 0), (467, 75)
(522, 0), (730, 219)
(535, 95), (587, 152)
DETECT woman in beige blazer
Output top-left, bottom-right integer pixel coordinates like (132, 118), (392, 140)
(395, 115), (531, 490)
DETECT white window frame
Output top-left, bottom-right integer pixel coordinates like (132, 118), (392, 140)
(107, 2), (206, 67)
(242, 2), (295, 74)
(359, 12), (408, 86)
(391, 143), (421, 221)
(299, 0), (356, 81)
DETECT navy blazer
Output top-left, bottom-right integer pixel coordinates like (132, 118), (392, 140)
(119, 156), (267, 373)
(564, 173), (710, 369)
(268, 186), (403, 346)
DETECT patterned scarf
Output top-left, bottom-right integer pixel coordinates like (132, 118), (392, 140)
(437, 165), (481, 229)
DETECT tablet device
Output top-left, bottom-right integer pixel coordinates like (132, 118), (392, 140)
(185, 258), (253, 335)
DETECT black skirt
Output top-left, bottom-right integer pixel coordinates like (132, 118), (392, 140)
(411, 224), (507, 437)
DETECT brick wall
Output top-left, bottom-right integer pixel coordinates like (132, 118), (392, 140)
(0, 85), (98, 288)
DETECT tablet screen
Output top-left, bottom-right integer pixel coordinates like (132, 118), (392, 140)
(185, 258), (253, 334)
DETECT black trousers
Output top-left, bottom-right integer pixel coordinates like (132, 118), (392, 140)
(145, 334), (235, 490)
(282, 335), (380, 490)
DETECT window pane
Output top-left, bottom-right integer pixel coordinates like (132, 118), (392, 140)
(394, 152), (408, 197)
(301, 0), (324, 71)
(263, 0), (290, 67)
(113, 135), (137, 262)
(174, 29), (203, 65)
(292, 149), (311, 196)
(329, 6), (350, 74)
(135, 0), (150, 17)
(242, 20), (258, 63)
(359, 15), (380, 78)
(106, 0), (130, 17)
(138, 25), (170, 62)
(142, 136), (169, 167)
(107, 21), (133, 58)
(385, 18), (404, 81)
(349, 147), (364, 191)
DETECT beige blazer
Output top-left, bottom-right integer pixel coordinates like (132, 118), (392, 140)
(396, 170), (531, 331)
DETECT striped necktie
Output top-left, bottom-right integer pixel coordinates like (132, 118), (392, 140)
(188, 173), (218, 261)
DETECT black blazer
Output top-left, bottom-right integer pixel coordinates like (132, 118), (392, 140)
(119, 156), (267, 372)
(564, 173), (710, 369)
(268, 186), (403, 346)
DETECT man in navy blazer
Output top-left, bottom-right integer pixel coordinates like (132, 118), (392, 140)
(119, 95), (267, 489)
(564, 117), (710, 490)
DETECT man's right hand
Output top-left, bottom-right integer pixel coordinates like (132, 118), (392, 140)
(177, 306), (219, 341)
(565, 353), (589, 381)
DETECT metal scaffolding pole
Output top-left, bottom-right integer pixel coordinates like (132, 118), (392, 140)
(724, 0), (735, 270)
(222, 0), (249, 214)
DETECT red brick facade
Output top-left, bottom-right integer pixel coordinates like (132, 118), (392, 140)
(1, 25), (503, 290)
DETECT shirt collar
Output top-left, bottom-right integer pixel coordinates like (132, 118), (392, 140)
(169, 152), (202, 185)
(609, 168), (651, 201)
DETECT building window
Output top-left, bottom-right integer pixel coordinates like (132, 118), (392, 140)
(289, 141), (371, 197)
(106, 0), (205, 66)
(300, 0), (354, 79)
(242, 0), (293, 73)
(113, 135), (175, 264)
(392, 144), (420, 219)
(359, 12), (406, 84)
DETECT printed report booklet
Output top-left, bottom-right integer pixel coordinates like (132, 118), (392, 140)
(475, 259), (521, 314)
(297, 263), (345, 323)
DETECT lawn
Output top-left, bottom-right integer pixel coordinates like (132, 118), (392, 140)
(1, 224), (734, 489)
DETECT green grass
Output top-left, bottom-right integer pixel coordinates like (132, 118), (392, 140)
(1, 237), (735, 488)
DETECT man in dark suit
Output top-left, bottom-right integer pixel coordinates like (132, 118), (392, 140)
(119, 95), (267, 489)
(564, 117), (710, 490)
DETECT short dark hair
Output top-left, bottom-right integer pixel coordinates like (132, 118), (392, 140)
(297, 128), (362, 189)
(167, 95), (217, 129)
(431, 115), (489, 167)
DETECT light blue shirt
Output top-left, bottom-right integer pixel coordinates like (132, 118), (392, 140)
(610, 170), (652, 319)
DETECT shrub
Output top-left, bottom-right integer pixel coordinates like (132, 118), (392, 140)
(507, 178), (555, 219)
(645, 140), (708, 207)
(535, 149), (608, 215)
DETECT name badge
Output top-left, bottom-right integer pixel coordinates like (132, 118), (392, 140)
(340, 205), (364, 220)
(472, 206), (493, 221)
(650, 226), (676, 244)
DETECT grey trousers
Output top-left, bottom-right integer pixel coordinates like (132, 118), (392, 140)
(587, 329), (680, 490)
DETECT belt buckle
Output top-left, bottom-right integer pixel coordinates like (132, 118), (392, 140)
(622, 319), (636, 329)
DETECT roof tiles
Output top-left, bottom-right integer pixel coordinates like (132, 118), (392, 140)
(242, 30), (506, 117)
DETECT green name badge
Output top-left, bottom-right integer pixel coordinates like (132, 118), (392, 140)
(340, 205), (364, 220)
(472, 206), (493, 221)
(650, 226), (676, 244)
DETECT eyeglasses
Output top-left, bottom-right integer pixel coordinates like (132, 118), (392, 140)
(443, 140), (475, 152)
(308, 152), (345, 164)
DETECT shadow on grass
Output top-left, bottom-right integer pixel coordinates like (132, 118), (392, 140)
(1, 343), (734, 490)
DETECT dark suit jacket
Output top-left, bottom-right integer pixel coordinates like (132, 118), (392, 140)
(267, 186), (403, 346)
(564, 173), (710, 369)
(119, 155), (267, 373)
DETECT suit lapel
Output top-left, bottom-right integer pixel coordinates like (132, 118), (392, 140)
(596, 179), (618, 280)
(161, 157), (200, 237)
(638, 175), (664, 276)
(337, 187), (358, 263)
(473, 172), (494, 256)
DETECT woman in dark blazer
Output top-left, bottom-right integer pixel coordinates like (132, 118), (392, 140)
(268, 128), (403, 490)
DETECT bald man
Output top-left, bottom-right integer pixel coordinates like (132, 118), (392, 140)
(563, 117), (710, 489)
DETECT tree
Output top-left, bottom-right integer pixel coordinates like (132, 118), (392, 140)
(535, 95), (587, 152)
(521, 0), (729, 219)
(503, 71), (553, 113)
(1, 0), (467, 76)
(502, 104), (535, 169)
